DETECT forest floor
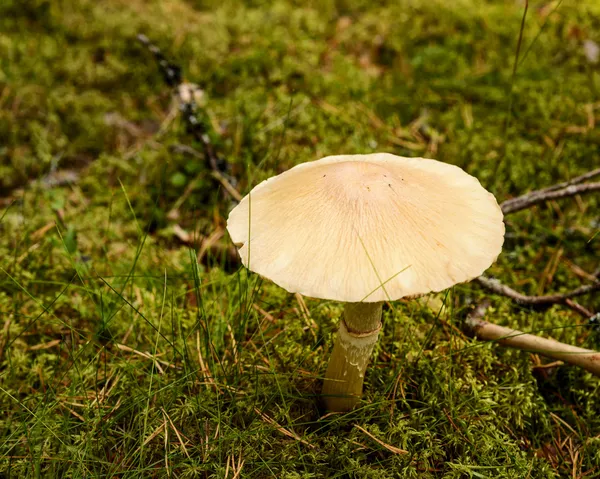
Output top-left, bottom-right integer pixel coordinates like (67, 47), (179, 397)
(1, 0), (600, 477)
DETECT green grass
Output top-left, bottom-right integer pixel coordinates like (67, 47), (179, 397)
(1, 0), (600, 477)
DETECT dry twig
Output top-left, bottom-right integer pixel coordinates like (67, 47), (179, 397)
(353, 424), (408, 455)
(476, 169), (600, 315)
(499, 167), (600, 215)
(162, 407), (191, 458)
(538, 167), (600, 192)
(476, 276), (600, 307)
(254, 408), (314, 449)
(464, 302), (600, 377)
(500, 182), (600, 214)
(169, 144), (242, 204)
(137, 34), (241, 203)
(564, 299), (595, 318)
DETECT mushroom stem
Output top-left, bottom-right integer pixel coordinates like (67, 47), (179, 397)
(322, 302), (383, 411)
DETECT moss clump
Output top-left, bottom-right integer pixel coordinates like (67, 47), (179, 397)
(1, 0), (599, 477)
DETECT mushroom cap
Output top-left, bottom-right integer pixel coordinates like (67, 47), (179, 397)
(227, 153), (504, 302)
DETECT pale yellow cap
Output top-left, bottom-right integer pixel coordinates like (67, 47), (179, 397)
(227, 153), (504, 302)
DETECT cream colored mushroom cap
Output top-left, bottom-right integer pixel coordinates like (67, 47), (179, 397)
(227, 153), (504, 303)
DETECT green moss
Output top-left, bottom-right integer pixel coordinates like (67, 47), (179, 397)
(1, 0), (600, 477)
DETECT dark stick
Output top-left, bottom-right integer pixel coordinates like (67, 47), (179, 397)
(170, 144), (242, 202)
(501, 182), (600, 214)
(481, 170), (599, 314)
(536, 167), (600, 193)
(482, 168), (600, 315)
(137, 34), (240, 199)
(137, 34), (182, 87)
(565, 299), (595, 318)
(476, 276), (600, 306)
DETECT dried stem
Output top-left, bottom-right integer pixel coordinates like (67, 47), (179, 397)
(170, 144), (242, 202)
(465, 303), (600, 377)
(500, 180), (600, 214)
(564, 299), (595, 318)
(535, 167), (600, 192)
(476, 276), (600, 307)
(477, 167), (600, 315)
(137, 34), (241, 202)
(210, 171), (243, 203)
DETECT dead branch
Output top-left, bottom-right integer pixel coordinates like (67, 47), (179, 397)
(501, 181), (600, 214)
(137, 34), (241, 203)
(170, 144), (242, 202)
(564, 299), (595, 319)
(476, 276), (600, 307)
(500, 166), (600, 215)
(464, 303), (600, 377)
(477, 168), (600, 316)
(531, 167), (600, 193)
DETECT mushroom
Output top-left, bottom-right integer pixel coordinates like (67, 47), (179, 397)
(226, 153), (504, 411)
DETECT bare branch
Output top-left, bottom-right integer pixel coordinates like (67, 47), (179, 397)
(210, 171), (243, 203)
(501, 182), (600, 214)
(138, 34), (241, 203)
(464, 307), (600, 377)
(476, 276), (600, 306)
(535, 167), (600, 193)
(564, 299), (595, 318)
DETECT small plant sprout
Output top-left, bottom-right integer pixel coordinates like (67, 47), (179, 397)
(226, 153), (505, 411)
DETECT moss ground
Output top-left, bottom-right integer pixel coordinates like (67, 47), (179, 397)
(1, 0), (600, 477)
